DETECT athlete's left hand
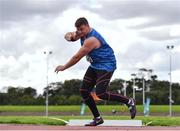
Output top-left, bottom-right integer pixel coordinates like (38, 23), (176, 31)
(55, 65), (66, 73)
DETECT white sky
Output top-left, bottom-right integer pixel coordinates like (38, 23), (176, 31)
(0, 0), (180, 94)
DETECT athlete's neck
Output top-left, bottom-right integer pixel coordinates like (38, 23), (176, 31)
(82, 27), (92, 39)
(85, 28), (92, 37)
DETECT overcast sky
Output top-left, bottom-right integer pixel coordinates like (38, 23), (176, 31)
(0, 0), (180, 94)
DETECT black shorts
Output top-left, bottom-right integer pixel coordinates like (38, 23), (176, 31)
(81, 66), (114, 93)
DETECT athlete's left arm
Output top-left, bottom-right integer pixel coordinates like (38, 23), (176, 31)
(55, 37), (100, 73)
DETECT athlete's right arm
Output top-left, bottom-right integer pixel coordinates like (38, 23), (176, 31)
(54, 38), (98, 73)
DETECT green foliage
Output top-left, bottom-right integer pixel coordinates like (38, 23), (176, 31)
(67, 95), (82, 105)
(0, 78), (180, 105)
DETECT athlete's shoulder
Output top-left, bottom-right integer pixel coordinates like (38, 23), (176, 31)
(84, 37), (101, 49)
(91, 28), (100, 34)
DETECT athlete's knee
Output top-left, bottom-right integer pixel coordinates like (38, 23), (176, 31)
(96, 89), (107, 99)
(80, 88), (89, 98)
(79, 88), (93, 103)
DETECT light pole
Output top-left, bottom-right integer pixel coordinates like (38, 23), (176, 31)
(146, 69), (153, 92)
(166, 45), (174, 117)
(131, 73), (136, 99)
(123, 81), (128, 97)
(139, 68), (147, 105)
(44, 51), (53, 117)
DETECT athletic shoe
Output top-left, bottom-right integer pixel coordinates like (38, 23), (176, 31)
(85, 117), (104, 126)
(127, 98), (136, 119)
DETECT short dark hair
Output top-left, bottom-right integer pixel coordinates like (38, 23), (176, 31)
(75, 17), (89, 27)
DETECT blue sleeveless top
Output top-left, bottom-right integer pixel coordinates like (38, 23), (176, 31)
(80, 28), (116, 71)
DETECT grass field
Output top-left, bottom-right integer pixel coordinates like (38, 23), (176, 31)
(0, 105), (180, 113)
(0, 116), (180, 126)
(0, 105), (180, 126)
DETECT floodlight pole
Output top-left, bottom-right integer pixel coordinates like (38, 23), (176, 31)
(139, 68), (147, 105)
(44, 51), (52, 117)
(166, 45), (174, 117)
(131, 73), (136, 99)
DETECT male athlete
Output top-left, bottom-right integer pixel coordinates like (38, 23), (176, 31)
(55, 17), (136, 126)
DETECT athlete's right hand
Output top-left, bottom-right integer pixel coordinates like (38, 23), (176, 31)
(55, 65), (66, 73)
(64, 32), (76, 41)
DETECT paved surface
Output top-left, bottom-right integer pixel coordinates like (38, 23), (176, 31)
(1, 124), (180, 131)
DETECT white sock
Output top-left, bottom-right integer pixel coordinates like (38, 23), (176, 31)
(96, 116), (101, 119)
(128, 99), (131, 104)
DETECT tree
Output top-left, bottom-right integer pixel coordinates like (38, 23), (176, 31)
(24, 87), (37, 98)
(0, 78), (180, 105)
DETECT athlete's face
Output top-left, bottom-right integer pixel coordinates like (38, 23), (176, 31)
(76, 24), (90, 38)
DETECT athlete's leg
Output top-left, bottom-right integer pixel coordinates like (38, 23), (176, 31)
(95, 70), (129, 104)
(80, 66), (100, 118)
(95, 69), (136, 119)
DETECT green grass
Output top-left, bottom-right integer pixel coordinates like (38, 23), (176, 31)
(1, 105), (180, 126)
(0, 105), (82, 112)
(0, 116), (66, 125)
(0, 105), (180, 113)
(0, 116), (180, 126)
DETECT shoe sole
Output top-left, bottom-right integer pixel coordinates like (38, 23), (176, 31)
(85, 120), (104, 126)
